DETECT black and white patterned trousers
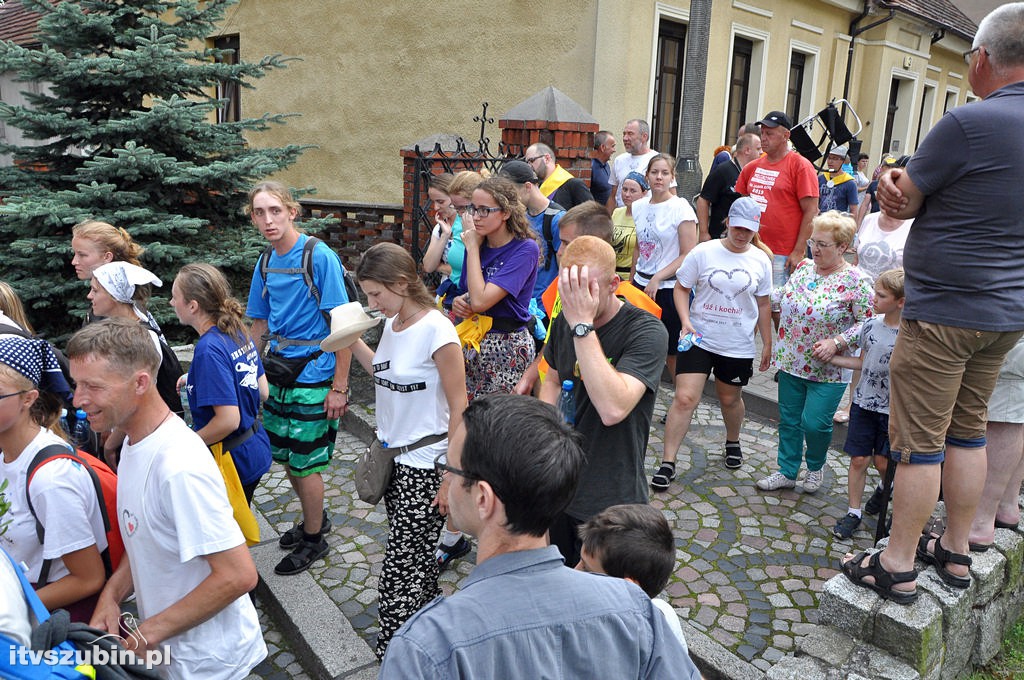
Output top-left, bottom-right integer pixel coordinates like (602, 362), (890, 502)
(375, 462), (444, 659)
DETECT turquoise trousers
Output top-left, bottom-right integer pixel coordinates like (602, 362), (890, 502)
(776, 371), (848, 479)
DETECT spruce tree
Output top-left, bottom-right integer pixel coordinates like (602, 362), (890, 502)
(0, 0), (313, 341)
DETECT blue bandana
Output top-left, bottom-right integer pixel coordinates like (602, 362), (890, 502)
(624, 171), (650, 192)
(0, 336), (73, 404)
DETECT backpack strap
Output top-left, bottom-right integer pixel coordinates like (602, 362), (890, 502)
(259, 237), (340, 349)
(26, 445), (112, 583)
(0, 322), (30, 338)
(541, 203), (563, 269)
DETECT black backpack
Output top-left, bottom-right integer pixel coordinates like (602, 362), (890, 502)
(140, 320), (184, 417)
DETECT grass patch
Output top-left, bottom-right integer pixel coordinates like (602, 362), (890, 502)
(968, 620), (1024, 679)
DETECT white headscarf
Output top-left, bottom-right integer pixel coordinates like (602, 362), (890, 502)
(92, 262), (162, 317)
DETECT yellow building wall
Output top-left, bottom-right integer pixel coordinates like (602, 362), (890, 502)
(217, 0), (972, 205)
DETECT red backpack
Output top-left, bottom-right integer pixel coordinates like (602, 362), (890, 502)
(25, 444), (124, 583)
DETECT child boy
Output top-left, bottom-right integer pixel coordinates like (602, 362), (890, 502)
(576, 504), (694, 660)
(829, 268), (905, 539)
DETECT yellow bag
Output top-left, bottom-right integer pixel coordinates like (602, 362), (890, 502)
(455, 314), (493, 353)
(210, 442), (260, 546)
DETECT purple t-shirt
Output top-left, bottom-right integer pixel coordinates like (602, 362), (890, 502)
(459, 238), (539, 324)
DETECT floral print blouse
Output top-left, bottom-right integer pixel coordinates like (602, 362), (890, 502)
(771, 259), (874, 383)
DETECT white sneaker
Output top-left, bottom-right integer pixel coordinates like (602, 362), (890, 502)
(803, 468), (824, 493)
(756, 471), (796, 491)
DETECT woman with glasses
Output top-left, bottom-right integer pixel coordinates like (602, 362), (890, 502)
(0, 336), (107, 623)
(423, 172), (487, 318)
(346, 243), (467, 659)
(757, 211), (873, 494)
(451, 177), (540, 400)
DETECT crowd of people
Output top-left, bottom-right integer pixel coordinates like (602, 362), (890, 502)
(1, 3), (1023, 677)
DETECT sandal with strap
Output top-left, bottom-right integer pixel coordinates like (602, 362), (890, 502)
(841, 550), (918, 604)
(275, 538), (329, 575)
(916, 534), (971, 588)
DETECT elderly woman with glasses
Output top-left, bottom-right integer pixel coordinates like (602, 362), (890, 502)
(451, 177), (540, 401)
(756, 210), (874, 494)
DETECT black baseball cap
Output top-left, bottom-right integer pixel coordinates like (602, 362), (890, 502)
(498, 160), (538, 184)
(756, 111), (793, 129)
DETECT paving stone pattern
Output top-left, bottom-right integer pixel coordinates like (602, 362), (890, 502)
(252, 380), (877, 674)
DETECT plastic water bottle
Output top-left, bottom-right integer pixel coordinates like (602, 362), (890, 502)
(59, 408), (71, 438)
(678, 331), (704, 352)
(558, 379), (576, 426)
(72, 408), (92, 450)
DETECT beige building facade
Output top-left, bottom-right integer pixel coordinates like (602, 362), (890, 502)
(1, 1), (977, 206)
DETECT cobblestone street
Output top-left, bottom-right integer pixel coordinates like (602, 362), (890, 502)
(249, 378), (884, 676)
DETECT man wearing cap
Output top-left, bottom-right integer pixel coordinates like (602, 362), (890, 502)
(525, 142), (594, 210)
(497, 160), (566, 312)
(696, 132), (763, 241)
(842, 2), (1024, 604)
(818, 145), (860, 214)
(735, 110), (819, 291)
(539, 236), (668, 566)
(606, 119), (661, 212)
(245, 182), (351, 576)
(653, 197), (773, 487)
(590, 130), (616, 208)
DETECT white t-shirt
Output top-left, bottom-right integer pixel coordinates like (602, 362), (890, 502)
(651, 597), (691, 658)
(608, 150), (659, 207)
(854, 213), (913, 283)
(676, 240), (773, 358)
(0, 549), (32, 647)
(118, 416), (265, 679)
(0, 428), (107, 584)
(374, 310), (460, 469)
(632, 195), (698, 290)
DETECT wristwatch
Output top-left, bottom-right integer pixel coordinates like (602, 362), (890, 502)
(572, 323), (594, 338)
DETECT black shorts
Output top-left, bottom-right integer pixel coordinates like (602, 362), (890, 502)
(675, 345), (754, 386)
(631, 283), (681, 355)
(844, 403), (890, 458)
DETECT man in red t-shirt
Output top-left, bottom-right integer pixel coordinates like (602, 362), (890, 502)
(735, 111), (819, 295)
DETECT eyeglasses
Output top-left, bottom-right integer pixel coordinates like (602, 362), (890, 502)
(434, 452), (480, 481)
(524, 155), (544, 165)
(807, 239), (837, 250)
(467, 205), (502, 219)
(0, 390), (28, 402)
(963, 46), (981, 65)
(452, 203), (472, 215)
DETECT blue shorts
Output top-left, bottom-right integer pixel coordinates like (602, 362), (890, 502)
(844, 403), (890, 458)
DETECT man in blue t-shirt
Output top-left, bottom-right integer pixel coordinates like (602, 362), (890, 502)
(842, 3), (1024, 605)
(245, 182), (351, 576)
(817, 144), (860, 214)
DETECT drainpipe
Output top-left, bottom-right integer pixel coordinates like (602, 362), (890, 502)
(842, 1), (896, 116)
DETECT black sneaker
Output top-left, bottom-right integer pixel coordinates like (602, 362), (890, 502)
(864, 486), (886, 516)
(437, 536), (472, 571)
(833, 513), (862, 539)
(274, 537), (329, 575)
(724, 443), (743, 469)
(651, 463), (676, 491)
(279, 510), (332, 549)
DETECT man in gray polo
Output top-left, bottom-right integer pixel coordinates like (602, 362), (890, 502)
(380, 394), (699, 679)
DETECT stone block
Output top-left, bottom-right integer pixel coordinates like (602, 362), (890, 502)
(796, 624), (855, 667)
(681, 620), (763, 680)
(973, 599), (1007, 666)
(970, 545), (1007, 605)
(872, 594), (943, 675)
(818, 575), (878, 638)
(764, 655), (828, 680)
(846, 641), (922, 680)
(994, 529), (1024, 590)
(252, 542), (378, 679)
(915, 569), (974, 673)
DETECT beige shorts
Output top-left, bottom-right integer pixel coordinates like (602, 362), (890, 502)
(888, 319), (1023, 463)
